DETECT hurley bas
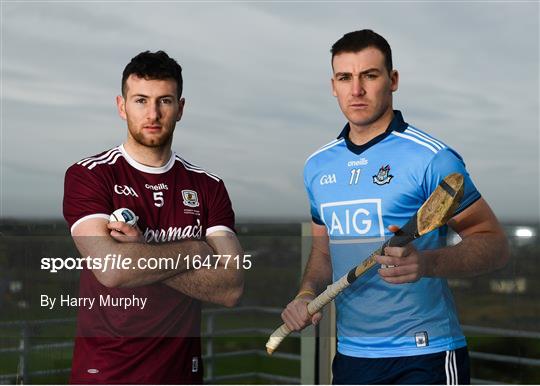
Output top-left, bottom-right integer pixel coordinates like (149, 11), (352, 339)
(41, 294), (147, 310)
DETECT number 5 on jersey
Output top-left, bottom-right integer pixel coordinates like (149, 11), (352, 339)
(153, 191), (164, 207)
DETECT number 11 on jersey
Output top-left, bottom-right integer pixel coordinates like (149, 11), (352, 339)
(349, 168), (361, 185)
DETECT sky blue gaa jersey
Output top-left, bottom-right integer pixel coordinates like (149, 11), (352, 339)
(304, 111), (481, 358)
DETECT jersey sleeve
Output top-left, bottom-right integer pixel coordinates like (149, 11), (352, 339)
(63, 164), (113, 233)
(206, 180), (236, 236)
(304, 164), (323, 225)
(422, 148), (481, 215)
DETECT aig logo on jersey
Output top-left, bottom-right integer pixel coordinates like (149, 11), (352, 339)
(320, 174), (337, 185)
(181, 190), (199, 208)
(320, 199), (384, 242)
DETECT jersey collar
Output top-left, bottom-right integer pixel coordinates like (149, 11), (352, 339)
(337, 110), (408, 155)
(119, 144), (176, 174)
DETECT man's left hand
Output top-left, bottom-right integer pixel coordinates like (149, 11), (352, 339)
(374, 225), (428, 284)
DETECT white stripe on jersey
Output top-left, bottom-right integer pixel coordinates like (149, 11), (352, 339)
(405, 127), (446, 150)
(407, 126), (447, 149)
(78, 155), (99, 166)
(106, 152), (123, 167)
(179, 157), (220, 178)
(78, 148), (118, 166)
(392, 131), (438, 154)
(404, 129), (443, 150)
(175, 156), (221, 180)
(87, 150), (121, 170)
(305, 138), (344, 163)
(175, 156), (221, 182)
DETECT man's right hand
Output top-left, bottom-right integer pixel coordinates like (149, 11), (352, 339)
(107, 221), (145, 244)
(281, 295), (322, 331)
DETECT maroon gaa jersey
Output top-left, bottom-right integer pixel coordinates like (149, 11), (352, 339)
(63, 144), (235, 384)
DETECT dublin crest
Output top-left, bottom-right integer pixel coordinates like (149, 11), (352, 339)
(372, 165), (393, 185)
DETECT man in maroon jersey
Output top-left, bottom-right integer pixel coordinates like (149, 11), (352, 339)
(63, 51), (244, 384)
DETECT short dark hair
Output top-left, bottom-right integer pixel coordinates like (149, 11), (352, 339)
(121, 50), (183, 97)
(331, 30), (393, 74)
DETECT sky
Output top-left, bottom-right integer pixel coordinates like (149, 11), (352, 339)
(1, 1), (539, 222)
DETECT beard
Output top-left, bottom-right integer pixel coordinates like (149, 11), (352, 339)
(130, 129), (173, 148)
(126, 119), (174, 148)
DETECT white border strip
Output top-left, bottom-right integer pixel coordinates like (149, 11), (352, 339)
(70, 213), (110, 234)
(206, 225), (235, 236)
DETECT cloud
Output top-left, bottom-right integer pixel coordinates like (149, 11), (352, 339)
(2, 2), (538, 221)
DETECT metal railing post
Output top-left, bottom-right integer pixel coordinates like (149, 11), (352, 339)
(301, 222), (316, 385)
(17, 321), (29, 384)
(206, 313), (214, 381)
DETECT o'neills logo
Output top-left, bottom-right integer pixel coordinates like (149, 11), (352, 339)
(145, 183), (168, 191)
(144, 219), (203, 243)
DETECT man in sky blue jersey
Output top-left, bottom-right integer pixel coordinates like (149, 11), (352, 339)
(280, 30), (509, 384)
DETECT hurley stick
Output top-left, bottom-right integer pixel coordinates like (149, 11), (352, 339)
(266, 173), (464, 355)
